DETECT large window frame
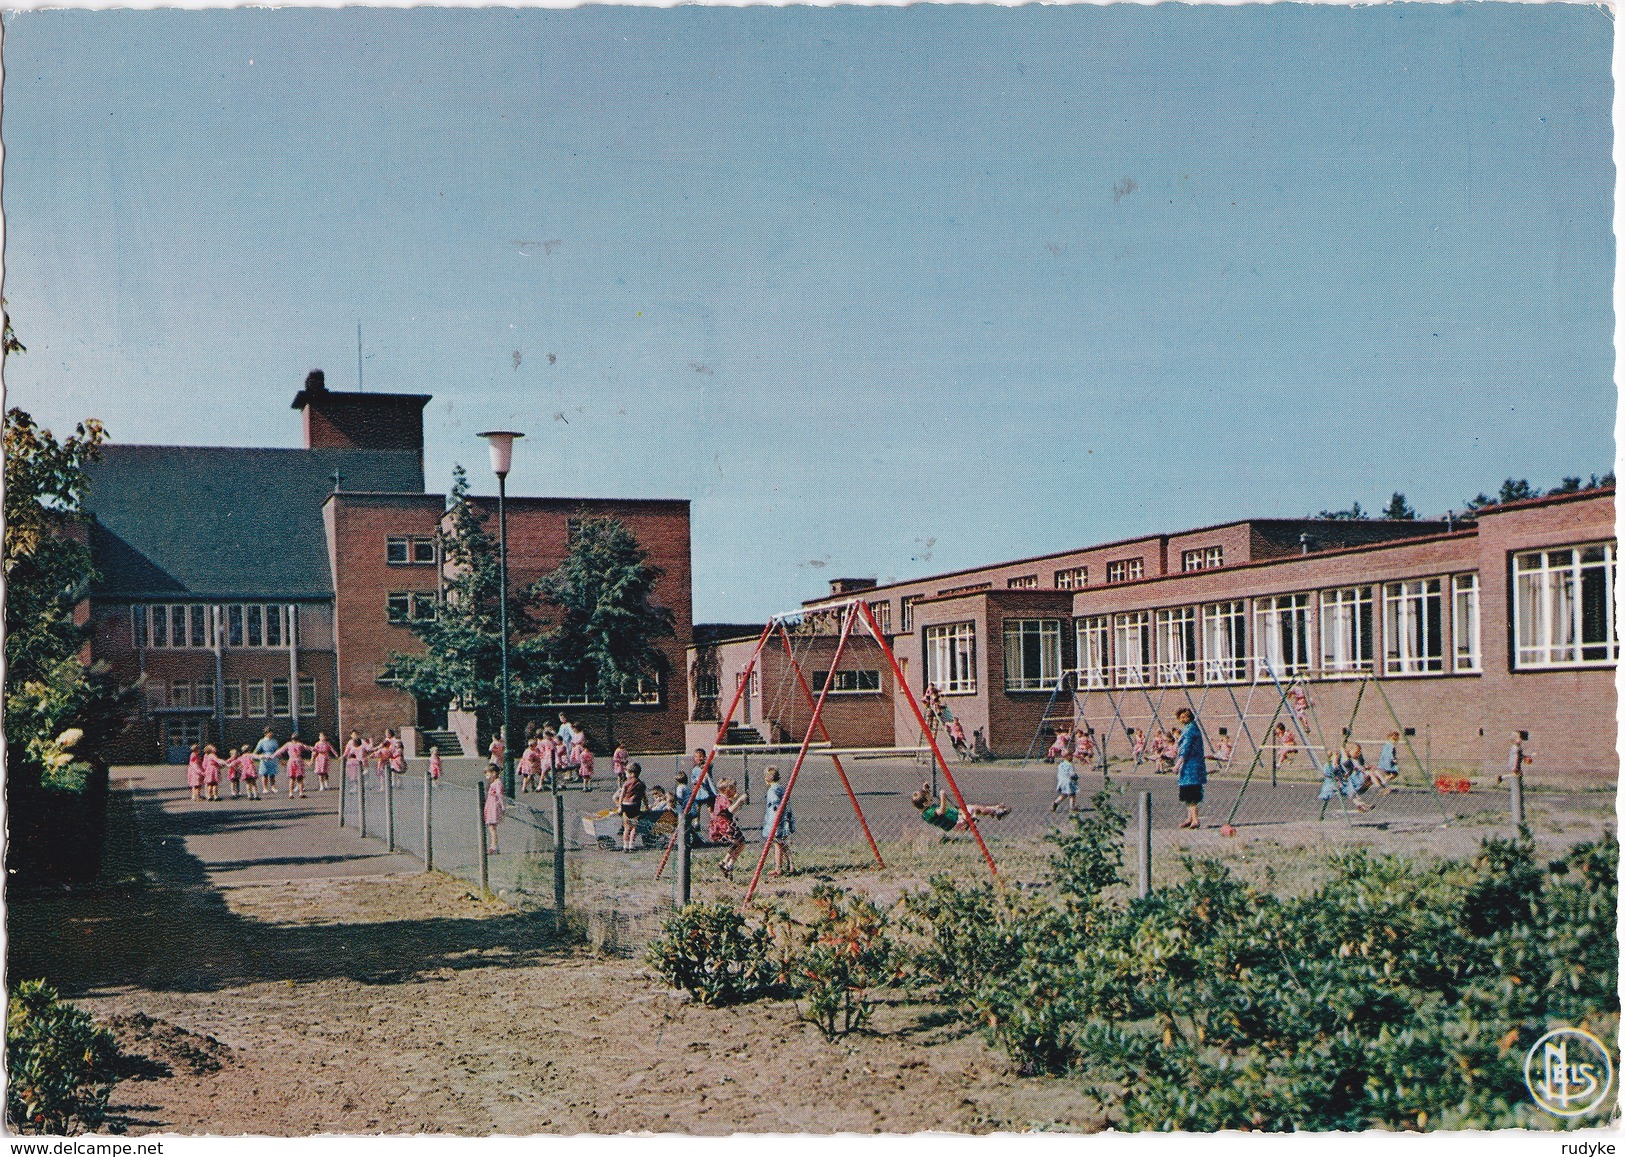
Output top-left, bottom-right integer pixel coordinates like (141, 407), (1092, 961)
(1319, 586), (1375, 677)
(1181, 546), (1224, 572)
(1201, 601), (1247, 683)
(1055, 566), (1088, 590)
(811, 670), (883, 694)
(1106, 558), (1146, 584)
(1003, 619), (1063, 692)
(1154, 607), (1199, 685)
(1383, 578), (1445, 675)
(1453, 573), (1481, 673)
(1513, 543), (1618, 668)
(1075, 615), (1110, 689)
(1254, 593), (1312, 679)
(924, 621), (978, 694)
(1113, 611), (1154, 687)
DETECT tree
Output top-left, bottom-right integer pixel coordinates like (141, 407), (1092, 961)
(1381, 492), (1417, 520)
(534, 516), (675, 747)
(1313, 501), (1368, 521)
(1497, 478), (1540, 505)
(381, 467), (552, 743)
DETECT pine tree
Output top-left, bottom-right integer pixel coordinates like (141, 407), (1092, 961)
(1381, 492), (1417, 520)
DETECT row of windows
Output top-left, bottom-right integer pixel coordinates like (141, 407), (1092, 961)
(386, 536), (438, 565)
(133, 604), (297, 650)
(386, 592), (439, 624)
(145, 677), (317, 718)
(811, 669), (882, 693)
(921, 546), (1617, 693)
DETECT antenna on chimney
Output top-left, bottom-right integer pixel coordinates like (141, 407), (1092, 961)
(356, 323), (364, 392)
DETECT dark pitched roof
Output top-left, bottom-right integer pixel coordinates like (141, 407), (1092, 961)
(84, 445), (426, 600)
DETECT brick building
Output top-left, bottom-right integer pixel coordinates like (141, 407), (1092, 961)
(83, 371), (692, 762)
(690, 493), (1617, 783)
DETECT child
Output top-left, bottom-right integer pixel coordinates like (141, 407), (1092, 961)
(277, 735), (311, 800)
(616, 762), (647, 852)
(710, 779), (747, 878)
(1273, 722), (1298, 766)
(1501, 732), (1532, 785)
(946, 718), (969, 759)
(1074, 729), (1096, 769)
(612, 744), (629, 788)
(1046, 730), (1069, 763)
(488, 734), (506, 773)
(238, 748), (260, 800)
(428, 745), (443, 782)
(201, 745), (224, 802)
(254, 729), (280, 795)
(311, 732), (335, 792)
(911, 784), (1010, 833)
(1130, 728), (1146, 768)
(373, 734), (391, 791)
(226, 747), (243, 798)
(387, 729), (406, 778)
(760, 766), (794, 877)
(1051, 755), (1079, 813)
(518, 739), (542, 793)
(539, 729), (560, 791)
(483, 766), (506, 854)
(342, 731), (366, 786)
(187, 744), (204, 801)
(1371, 731), (1401, 792)
(576, 740), (595, 792)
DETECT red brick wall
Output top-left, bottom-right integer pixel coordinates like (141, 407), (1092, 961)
(302, 393), (426, 454)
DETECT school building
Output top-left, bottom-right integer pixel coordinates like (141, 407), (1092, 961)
(687, 491), (1618, 784)
(81, 371), (692, 763)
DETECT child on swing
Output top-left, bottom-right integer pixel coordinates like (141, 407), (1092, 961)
(911, 783), (1010, 832)
(710, 778), (747, 878)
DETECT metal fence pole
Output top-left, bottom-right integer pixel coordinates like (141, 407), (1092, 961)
(478, 784), (490, 896)
(338, 762), (348, 829)
(1137, 790), (1152, 898)
(359, 763), (368, 840)
(553, 792), (567, 913)
(424, 769), (434, 872)
(1511, 774), (1525, 831)
(386, 765), (397, 852)
(677, 812), (692, 906)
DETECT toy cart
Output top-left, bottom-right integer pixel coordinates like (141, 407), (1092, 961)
(581, 807), (678, 849)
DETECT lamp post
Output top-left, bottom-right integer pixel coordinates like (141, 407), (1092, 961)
(478, 429), (524, 798)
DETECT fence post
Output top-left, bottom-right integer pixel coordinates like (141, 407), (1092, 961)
(424, 769), (434, 872)
(1137, 790), (1152, 898)
(359, 763), (368, 840)
(1510, 774), (1525, 831)
(553, 792), (567, 913)
(478, 784), (490, 897)
(677, 813), (692, 906)
(338, 762), (348, 829)
(386, 765), (397, 852)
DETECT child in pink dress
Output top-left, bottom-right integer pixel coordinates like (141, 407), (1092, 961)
(1046, 730), (1069, 763)
(276, 737), (311, 799)
(518, 739), (542, 793)
(226, 747), (243, 798)
(238, 750), (260, 800)
(186, 745), (204, 801)
(428, 746), (443, 782)
(483, 767), (506, 854)
(201, 745), (224, 802)
(387, 730), (406, 777)
(342, 732), (366, 784)
(538, 731), (559, 791)
(612, 744), (629, 788)
(710, 779), (747, 878)
(311, 733), (336, 792)
(372, 735), (389, 790)
(1074, 729), (1096, 766)
(576, 741), (595, 792)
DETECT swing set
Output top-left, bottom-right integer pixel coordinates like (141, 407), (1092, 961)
(654, 599), (1001, 904)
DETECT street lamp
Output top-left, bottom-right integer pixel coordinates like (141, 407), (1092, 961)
(478, 429), (524, 797)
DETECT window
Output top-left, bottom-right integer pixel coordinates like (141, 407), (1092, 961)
(387, 536), (437, 565)
(1003, 619), (1062, 691)
(924, 622), (977, 694)
(298, 675), (317, 717)
(1384, 578), (1444, 675)
(170, 682), (192, 709)
(412, 592), (437, 621)
(1055, 566), (1088, 590)
(1513, 544), (1618, 668)
(144, 680), (166, 712)
(694, 674), (721, 699)
(131, 605), (147, 648)
(266, 605), (284, 648)
(227, 605), (243, 647)
(736, 670), (761, 698)
(195, 679), (216, 710)
(1181, 546), (1224, 572)
(865, 600), (892, 634)
(1255, 594), (1312, 678)
(245, 679), (267, 718)
(812, 670), (882, 693)
(1453, 574), (1481, 673)
(1201, 602), (1247, 683)
(247, 605), (263, 647)
(1154, 607), (1199, 685)
(1075, 615), (1110, 689)
(224, 680), (243, 718)
(1320, 587), (1374, 675)
(1106, 558), (1145, 584)
(939, 582), (991, 596)
(271, 677), (292, 718)
(134, 604), (218, 649)
(1113, 611), (1153, 686)
(1007, 575), (1038, 590)
(900, 596), (918, 633)
(387, 593), (411, 624)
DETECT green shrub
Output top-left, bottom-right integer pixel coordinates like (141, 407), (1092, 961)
(6, 980), (119, 1135)
(791, 886), (894, 1041)
(645, 902), (774, 1006)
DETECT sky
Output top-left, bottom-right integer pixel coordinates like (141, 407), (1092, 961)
(1, 3), (1615, 622)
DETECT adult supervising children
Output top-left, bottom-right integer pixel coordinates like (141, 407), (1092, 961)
(1172, 708), (1207, 830)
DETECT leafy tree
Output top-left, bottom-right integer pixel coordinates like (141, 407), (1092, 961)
(1313, 501), (1368, 521)
(534, 516), (675, 746)
(1497, 478), (1540, 505)
(1381, 492), (1417, 520)
(381, 466), (552, 742)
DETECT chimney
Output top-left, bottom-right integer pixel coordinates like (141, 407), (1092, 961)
(1299, 532), (1312, 556)
(829, 577), (879, 597)
(291, 368), (430, 454)
(305, 369), (327, 396)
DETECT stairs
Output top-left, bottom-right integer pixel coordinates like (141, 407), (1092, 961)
(725, 726), (766, 746)
(422, 730), (463, 757)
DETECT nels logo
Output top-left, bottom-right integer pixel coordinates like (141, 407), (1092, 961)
(1525, 1028), (1614, 1118)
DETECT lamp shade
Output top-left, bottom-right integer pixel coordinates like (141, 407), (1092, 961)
(477, 430), (525, 477)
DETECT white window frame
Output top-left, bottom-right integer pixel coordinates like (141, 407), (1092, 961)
(1181, 546), (1224, 572)
(194, 679), (216, 710)
(924, 621), (978, 694)
(245, 679), (267, 718)
(1075, 615), (1109, 689)
(1513, 543), (1618, 668)
(1201, 601), (1247, 684)
(900, 596), (918, 633)
(1254, 593), (1312, 679)
(271, 677), (292, 718)
(1055, 566), (1088, 590)
(1383, 578), (1445, 676)
(1007, 575), (1039, 590)
(223, 679), (243, 718)
(1154, 607), (1199, 685)
(1453, 573), (1481, 673)
(298, 675), (317, 717)
(812, 670), (883, 694)
(1106, 558), (1145, 584)
(1003, 618), (1063, 692)
(865, 600), (892, 634)
(1112, 611), (1153, 687)
(170, 682), (193, 709)
(1319, 586), (1375, 677)
(134, 603), (218, 649)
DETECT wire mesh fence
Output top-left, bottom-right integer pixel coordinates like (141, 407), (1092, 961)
(331, 745), (1608, 952)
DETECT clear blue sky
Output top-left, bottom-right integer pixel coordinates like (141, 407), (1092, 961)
(2, 4), (1614, 622)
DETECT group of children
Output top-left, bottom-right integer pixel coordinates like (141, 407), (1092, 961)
(511, 726), (598, 793)
(185, 729), (337, 802)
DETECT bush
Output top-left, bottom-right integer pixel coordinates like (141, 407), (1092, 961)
(6, 980), (120, 1135)
(645, 902), (774, 1006)
(791, 886), (894, 1041)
